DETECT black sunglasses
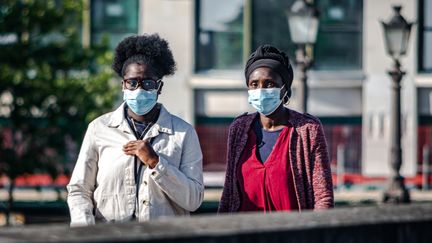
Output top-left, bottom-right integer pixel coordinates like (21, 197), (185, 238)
(123, 78), (161, 91)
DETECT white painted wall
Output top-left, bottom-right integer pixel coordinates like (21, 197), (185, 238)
(195, 90), (254, 117)
(139, 0), (195, 124)
(363, 0), (418, 176)
(308, 87), (362, 116)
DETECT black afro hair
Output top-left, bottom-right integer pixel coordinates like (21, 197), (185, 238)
(112, 34), (176, 78)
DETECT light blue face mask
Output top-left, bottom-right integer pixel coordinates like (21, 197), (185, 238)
(123, 89), (158, 115)
(247, 86), (287, 116)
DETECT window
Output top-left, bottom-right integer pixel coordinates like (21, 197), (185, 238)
(196, 0), (244, 71)
(314, 0), (362, 70)
(91, 0), (138, 49)
(196, 0), (363, 71)
(251, 0), (297, 62)
(252, 0), (362, 70)
(419, 0), (432, 72)
(418, 87), (432, 175)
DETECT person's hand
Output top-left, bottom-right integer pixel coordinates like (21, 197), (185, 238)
(123, 140), (159, 168)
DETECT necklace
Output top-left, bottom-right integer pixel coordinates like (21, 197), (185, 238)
(125, 105), (156, 140)
(130, 118), (153, 140)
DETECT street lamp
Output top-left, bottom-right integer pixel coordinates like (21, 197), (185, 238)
(286, 0), (319, 113)
(381, 5), (413, 203)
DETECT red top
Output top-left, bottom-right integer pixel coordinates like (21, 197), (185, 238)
(237, 126), (299, 212)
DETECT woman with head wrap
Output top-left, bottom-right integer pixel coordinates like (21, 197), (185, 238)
(218, 45), (333, 213)
(67, 34), (204, 226)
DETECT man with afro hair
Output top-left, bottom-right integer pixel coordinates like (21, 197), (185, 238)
(67, 34), (204, 226)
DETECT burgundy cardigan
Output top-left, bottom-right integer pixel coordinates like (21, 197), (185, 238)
(218, 109), (334, 213)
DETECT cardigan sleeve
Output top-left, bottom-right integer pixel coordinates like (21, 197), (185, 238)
(217, 122), (236, 213)
(311, 122), (334, 209)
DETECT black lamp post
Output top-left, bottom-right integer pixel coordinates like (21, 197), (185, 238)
(381, 5), (413, 203)
(286, 0), (319, 113)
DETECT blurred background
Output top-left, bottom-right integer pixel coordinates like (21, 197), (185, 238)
(0, 0), (431, 226)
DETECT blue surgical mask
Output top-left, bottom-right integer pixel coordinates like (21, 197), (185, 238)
(248, 86), (287, 116)
(123, 89), (158, 115)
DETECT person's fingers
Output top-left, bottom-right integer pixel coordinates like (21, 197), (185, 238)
(124, 150), (133, 155)
(123, 145), (132, 151)
(124, 140), (151, 157)
(124, 141), (141, 148)
(123, 147), (132, 152)
(123, 144), (137, 151)
(123, 148), (136, 155)
(126, 145), (137, 151)
(123, 142), (133, 149)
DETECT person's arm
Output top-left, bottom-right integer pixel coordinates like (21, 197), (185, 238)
(147, 126), (204, 212)
(311, 122), (334, 209)
(67, 122), (98, 226)
(217, 123), (236, 213)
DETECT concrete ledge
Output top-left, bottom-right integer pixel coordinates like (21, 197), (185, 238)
(0, 203), (431, 242)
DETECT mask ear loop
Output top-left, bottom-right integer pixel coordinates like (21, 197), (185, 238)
(280, 84), (288, 102)
(280, 84), (291, 105)
(156, 80), (164, 94)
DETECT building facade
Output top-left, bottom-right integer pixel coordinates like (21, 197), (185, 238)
(91, 0), (432, 181)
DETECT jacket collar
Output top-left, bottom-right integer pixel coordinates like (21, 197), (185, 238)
(107, 102), (174, 135)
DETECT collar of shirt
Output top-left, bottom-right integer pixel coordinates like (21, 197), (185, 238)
(107, 102), (174, 136)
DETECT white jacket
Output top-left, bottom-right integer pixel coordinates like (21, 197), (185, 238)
(67, 103), (204, 226)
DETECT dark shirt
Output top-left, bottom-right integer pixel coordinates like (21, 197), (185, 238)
(126, 116), (149, 139)
(125, 107), (150, 139)
(253, 120), (282, 163)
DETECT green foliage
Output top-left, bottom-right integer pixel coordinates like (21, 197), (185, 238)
(0, 0), (118, 180)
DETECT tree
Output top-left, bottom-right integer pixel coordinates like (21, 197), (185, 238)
(0, 0), (118, 225)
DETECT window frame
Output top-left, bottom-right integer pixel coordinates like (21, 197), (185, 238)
(194, 0), (363, 72)
(194, 0), (249, 73)
(418, 0), (432, 73)
(313, 0), (363, 70)
(90, 0), (139, 48)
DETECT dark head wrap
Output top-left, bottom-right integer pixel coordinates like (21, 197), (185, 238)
(245, 45), (294, 98)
